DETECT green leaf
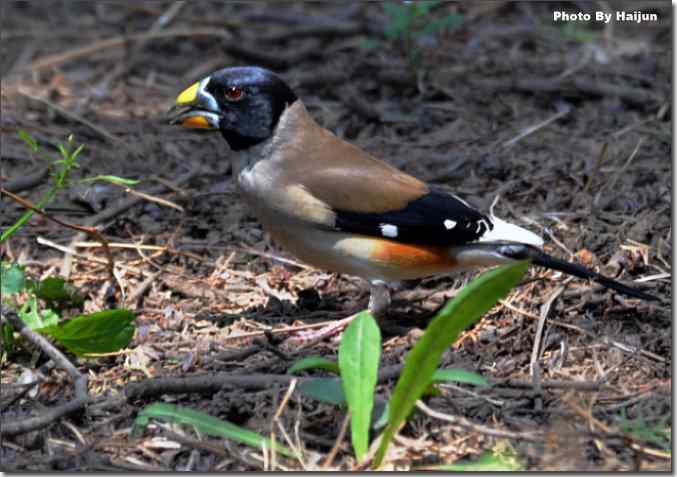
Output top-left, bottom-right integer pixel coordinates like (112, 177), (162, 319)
(71, 144), (85, 161)
(383, 3), (411, 38)
(297, 378), (346, 405)
(17, 129), (39, 152)
(374, 262), (529, 468)
(421, 13), (464, 35)
(18, 296), (58, 330)
(39, 309), (135, 356)
(288, 356), (339, 375)
(1, 262), (26, 295)
(81, 175), (139, 186)
(132, 403), (294, 457)
(35, 277), (85, 308)
(57, 143), (68, 160)
(432, 368), (489, 387)
(420, 451), (523, 471)
(338, 311), (381, 462)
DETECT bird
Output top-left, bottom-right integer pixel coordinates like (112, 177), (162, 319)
(167, 66), (657, 330)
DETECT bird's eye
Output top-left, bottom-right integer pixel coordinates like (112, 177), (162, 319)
(225, 86), (244, 101)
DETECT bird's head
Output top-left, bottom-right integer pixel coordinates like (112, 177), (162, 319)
(168, 66), (297, 151)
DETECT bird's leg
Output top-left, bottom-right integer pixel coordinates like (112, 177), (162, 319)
(283, 280), (391, 349)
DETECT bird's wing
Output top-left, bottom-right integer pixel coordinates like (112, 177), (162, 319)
(272, 113), (496, 246)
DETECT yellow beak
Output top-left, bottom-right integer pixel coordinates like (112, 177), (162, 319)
(168, 78), (221, 130)
(176, 81), (200, 105)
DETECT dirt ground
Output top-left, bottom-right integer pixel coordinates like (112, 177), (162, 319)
(0, 1), (672, 471)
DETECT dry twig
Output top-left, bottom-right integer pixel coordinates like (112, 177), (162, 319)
(0, 305), (89, 437)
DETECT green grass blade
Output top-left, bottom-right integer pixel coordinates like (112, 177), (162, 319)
(374, 262), (529, 468)
(288, 356), (339, 375)
(419, 451), (523, 471)
(132, 402), (294, 457)
(432, 368), (489, 387)
(338, 311), (381, 462)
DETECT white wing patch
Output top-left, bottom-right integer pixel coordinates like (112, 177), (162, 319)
(379, 223), (399, 238)
(478, 216), (544, 247)
(443, 219), (457, 230)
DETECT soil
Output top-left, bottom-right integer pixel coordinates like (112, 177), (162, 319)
(0, 1), (671, 471)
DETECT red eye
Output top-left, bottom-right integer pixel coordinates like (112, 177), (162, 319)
(225, 86), (244, 101)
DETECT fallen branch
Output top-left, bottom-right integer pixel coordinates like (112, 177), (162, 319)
(123, 364), (404, 402)
(60, 167), (200, 278)
(0, 305), (89, 438)
(475, 76), (662, 109)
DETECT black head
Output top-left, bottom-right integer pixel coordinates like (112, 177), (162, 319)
(168, 66), (297, 150)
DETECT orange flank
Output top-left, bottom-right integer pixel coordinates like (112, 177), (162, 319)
(370, 239), (455, 268)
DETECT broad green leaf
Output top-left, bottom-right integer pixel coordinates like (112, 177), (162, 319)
(419, 451), (523, 471)
(432, 368), (489, 387)
(297, 378), (346, 405)
(17, 129), (38, 152)
(338, 311), (381, 462)
(39, 309), (135, 356)
(288, 356), (339, 375)
(374, 262), (529, 468)
(1, 263), (26, 296)
(132, 403), (294, 457)
(35, 277), (85, 308)
(82, 175), (140, 186)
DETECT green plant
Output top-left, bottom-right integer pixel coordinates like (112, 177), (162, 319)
(1, 131), (137, 359)
(288, 261), (529, 468)
(617, 408), (671, 453)
(1, 262), (134, 357)
(1, 132), (83, 242)
(376, 1), (464, 73)
(2, 131), (138, 243)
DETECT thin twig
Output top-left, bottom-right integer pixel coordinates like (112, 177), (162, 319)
(415, 400), (542, 442)
(501, 301), (665, 363)
(17, 89), (139, 157)
(530, 286), (565, 411)
(322, 412), (351, 469)
(502, 103), (571, 149)
(28, 28), (232, 72)
(1, 187), (115, 284)
(0, 305), (89, 437)
(61, 167), (199, 279)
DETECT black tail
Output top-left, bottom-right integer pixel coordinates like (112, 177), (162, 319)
(496, 244), (659, 301)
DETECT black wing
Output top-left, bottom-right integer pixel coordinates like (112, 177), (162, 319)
(333, 188), (493, 246)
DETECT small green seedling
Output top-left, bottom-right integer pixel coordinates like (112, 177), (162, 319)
(287, 261), (528, 468)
